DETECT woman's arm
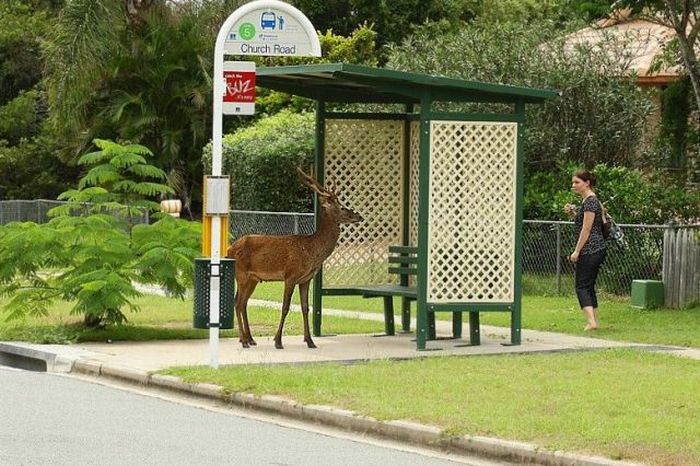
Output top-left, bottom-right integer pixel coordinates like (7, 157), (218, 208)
(570, 211), (595, 262)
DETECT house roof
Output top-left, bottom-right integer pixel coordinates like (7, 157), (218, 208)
(563, 12), (685, 86)
(255, 63), (559, 104)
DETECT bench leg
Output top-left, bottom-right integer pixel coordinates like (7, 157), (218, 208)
(469, 312), (480, 345)
(401, 297), (411, 332)
(452, 312), (462, 338)
(511, 307), (521, 345)
(428, 312), (436, 340)
(416, 303), (427, 350)
(383, 296), (395, 336)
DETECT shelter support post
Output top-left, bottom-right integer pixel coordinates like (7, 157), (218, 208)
(313, 100), (326, 337)
(510, 100), (527, 345)
(415, 94), (432, 350)
(401, 105), (413, 332)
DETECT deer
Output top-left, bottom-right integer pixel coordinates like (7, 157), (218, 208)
(226, 168), (363, 349)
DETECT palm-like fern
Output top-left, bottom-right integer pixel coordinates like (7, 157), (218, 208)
(0, 139), (200, 328)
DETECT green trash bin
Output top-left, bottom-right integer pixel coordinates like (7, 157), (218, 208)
(193, 258), (235, 329)
(631, 280), (664, 309)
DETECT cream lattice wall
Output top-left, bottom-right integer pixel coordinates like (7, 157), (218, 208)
(409, 121), (420, 249)
(323, 119), (404, 287)
(427, 121), (518, 303)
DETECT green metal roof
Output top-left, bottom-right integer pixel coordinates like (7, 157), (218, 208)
(256, 63), (559, 104)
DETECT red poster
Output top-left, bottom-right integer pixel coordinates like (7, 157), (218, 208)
(223, 71), (256, 103)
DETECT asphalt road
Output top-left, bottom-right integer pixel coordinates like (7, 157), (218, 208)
(0, 366), (505, 466)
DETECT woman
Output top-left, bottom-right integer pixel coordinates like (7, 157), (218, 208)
(565, 169), (607, 330)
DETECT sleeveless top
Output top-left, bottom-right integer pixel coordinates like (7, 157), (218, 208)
(574, 195), (607, 256)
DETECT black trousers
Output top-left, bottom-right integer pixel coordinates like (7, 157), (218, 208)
(575, 250), (606, 308)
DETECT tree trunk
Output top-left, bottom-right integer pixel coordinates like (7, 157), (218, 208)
(84, 313), (103, 328)
(675, 32), (700, 122)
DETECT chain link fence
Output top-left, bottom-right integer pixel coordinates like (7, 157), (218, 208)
(229, 209), (315, 238)
(522, 220), (670, 296)
(0, 199), (149, 226)
(228, 211), (682, 297)
(0, 200), (66, 224)
(2, 201), (693, 297)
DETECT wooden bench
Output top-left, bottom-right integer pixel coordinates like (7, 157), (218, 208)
(323, 246), (463, 340)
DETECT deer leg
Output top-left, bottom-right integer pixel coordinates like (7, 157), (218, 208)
(233, 285), (248, 348)
(241, 280), (258, 346)
(235, 278), (257, 348)
(299, 280), (316, 348)
(274, 281), (295, 349)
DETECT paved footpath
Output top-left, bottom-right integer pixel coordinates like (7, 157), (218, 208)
(2, 301), (697, 466)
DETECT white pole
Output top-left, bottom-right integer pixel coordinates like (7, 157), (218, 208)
(208, 14), (229, 369)
(208, 216), (221, 368)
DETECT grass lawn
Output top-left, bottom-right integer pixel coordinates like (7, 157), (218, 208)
(2, 283), (697, 347)
(252, 282), (700, 348)
(163, 348), (700, 466)
(0, 294), (381, 344)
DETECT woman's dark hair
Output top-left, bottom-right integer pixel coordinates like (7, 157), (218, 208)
(573, 169), (596, 187)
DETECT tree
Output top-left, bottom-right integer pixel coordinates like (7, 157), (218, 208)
(613, 1), (700, 115)
(44, 0), (215, 215)
(0, 0), (78, 200)
(0, 1), (51, 106)
(0, 140), (200, 328)
(290, 0), (479, 58)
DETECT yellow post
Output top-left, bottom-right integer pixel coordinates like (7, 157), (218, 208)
(201, 177), (230, 256)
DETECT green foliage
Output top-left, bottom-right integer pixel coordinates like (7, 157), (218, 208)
(0, 90), (41, 144)
(0, 1), (78, 201)
(474, 0), (563, 23)
(43, 0), (124, 143)
(46, 3), (213, 213)
(0, 136), (77, 200)
(0, 139), (201, 327)
(290, 0), (478, 55)
(387, 19), (654, 171)
(658, 78), (691, 171)
(525, 162), (699, 224)
(0, 1), (50, 105)
(51, 139), (173, 220)
(558, 0), (616, 21)
(204, 111), (315, 211)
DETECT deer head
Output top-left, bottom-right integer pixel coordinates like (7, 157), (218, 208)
(296, 168), (363, 224)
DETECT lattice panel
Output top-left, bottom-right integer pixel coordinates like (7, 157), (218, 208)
(427, 121), (518, 303)
(409, 121), (420, 249)
(323, 119), (404, 286)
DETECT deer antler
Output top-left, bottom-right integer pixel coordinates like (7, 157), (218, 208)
(327, 176), (338, 196)
(296, 167), (331, 198)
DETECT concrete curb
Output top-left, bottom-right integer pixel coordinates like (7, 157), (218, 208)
(0, 342), (78, 372)
(71, 359), (638, 466)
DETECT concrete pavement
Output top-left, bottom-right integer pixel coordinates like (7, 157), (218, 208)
(3, 302), (694, 465)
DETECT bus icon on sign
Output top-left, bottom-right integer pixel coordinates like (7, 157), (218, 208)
(260, 12), (276, 30)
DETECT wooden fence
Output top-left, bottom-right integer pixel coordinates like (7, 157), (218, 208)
(663, 226), (700, 308)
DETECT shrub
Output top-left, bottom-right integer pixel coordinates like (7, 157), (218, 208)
(526, 162), (699, 224)
(203, 110), (315, 212)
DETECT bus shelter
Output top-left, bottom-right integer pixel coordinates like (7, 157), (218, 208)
(256, 63), (558, 350)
